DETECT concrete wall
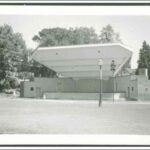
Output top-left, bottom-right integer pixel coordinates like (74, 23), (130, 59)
(22, 77), (114, 98)
(113, 75), (138, 100)
(23, 82), (36, 98)
(75, 79), (113, 93)
(22, 76), (137, 99)
(23, 78), (75, 98)
(44, 92), (125, 100)
(23, 75), (150, 100)
(137, 76), (150, 100)
(114, 75), (150, 100)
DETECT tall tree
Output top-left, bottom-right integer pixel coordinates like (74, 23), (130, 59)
(0, 24), (27, 90)
(99, 24), (122, 43)
(137, 41), (150, 78)
(32, 27), (100, 47)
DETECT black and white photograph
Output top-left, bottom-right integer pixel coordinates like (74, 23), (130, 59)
(0, 3), (150, 146)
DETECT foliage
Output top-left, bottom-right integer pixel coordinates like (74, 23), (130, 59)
(0, 24), (27, 91)
(32, 27), (100, 47)
(33, 25), (122, 47)
(4, 80), (10, 90)
(99, 24), (122, 43)
(137, 41), (150, 78)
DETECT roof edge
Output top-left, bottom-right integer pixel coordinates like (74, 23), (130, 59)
(37, 43), (133, 52)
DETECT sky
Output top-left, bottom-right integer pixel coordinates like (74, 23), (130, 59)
(0, 6), (150, 69)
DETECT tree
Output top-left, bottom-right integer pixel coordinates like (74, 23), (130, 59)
(0, 42), (8, 90)
(32, 27), (100, 47)
(137, 41), (150, 78)
(0, 24), (27, 90)
(99, 24), (122, 43)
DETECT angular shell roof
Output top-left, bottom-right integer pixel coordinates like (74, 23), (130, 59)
(32, 43), (132, 78)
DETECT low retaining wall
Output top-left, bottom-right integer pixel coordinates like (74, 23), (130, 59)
(44, 92), (126, 100)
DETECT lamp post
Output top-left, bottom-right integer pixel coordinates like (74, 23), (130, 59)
(98, 59), (103, 107)
(110, 60), (116, 103)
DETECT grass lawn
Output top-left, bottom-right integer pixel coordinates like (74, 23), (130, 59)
(0, 94), (150, 134)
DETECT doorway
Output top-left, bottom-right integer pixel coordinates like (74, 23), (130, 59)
(36, 87), (41, 98)
(127, 87), (130, 98)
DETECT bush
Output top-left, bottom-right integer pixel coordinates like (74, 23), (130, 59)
(4, 80), (10, 89)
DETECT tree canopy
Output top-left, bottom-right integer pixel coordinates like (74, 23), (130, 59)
(0, 24), (27, 90)
(137, 41), (150, 78)
(32, 27), (100, 47)
(99, 24), (122, 43)
(33, 25), (122, 47)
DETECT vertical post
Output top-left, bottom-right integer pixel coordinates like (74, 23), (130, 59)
(113, 71), (115, 103)
(110, 60), (116, 104)
(99, 65), (102, 107)
(98, 59), (103, 107)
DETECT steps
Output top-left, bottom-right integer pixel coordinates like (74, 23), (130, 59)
(43, 92), (126, 101)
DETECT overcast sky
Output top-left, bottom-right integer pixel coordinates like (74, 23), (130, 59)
(0, 14), (150, 69)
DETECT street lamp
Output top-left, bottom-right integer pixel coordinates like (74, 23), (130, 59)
(98, 59), (103, 107)
(110, 60), (116, 103)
